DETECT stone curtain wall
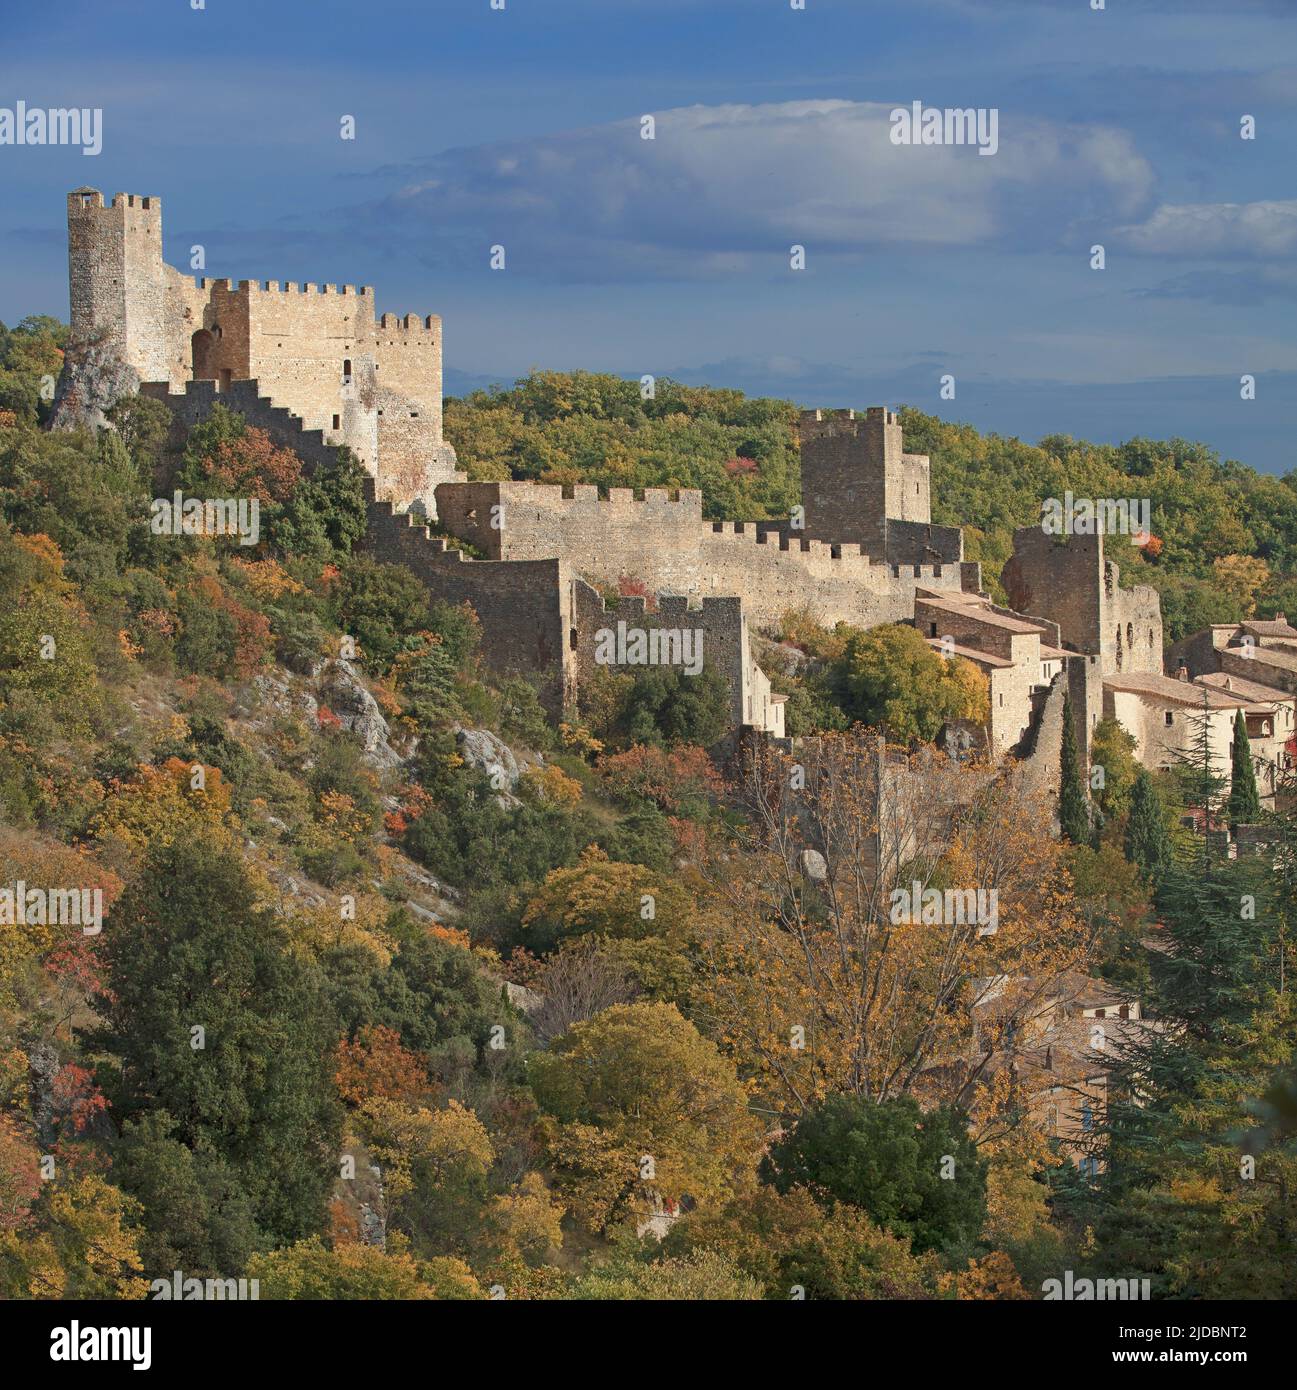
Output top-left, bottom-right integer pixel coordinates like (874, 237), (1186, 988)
(362, 499), (573, 713)
(570, 579), (750, 729)
(434, 480), (969, 632)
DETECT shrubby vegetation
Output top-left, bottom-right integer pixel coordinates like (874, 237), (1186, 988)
(0, 360), (1293, 1301)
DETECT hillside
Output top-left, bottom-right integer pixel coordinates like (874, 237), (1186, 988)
(1, 324), (1295, 1303)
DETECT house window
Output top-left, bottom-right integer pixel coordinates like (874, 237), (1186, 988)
(332, 415), (340, 430)
(342, 358), (352, 385)
(1165, 711), (1174, 726)
(929, 622), (938, 637)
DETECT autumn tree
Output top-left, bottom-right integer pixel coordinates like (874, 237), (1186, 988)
(246, 1237), (482, 1300)
(520, 845), (696, 998)
(0, 1174), (149, 1300)
(525, 938), (639, 1045)
(696, 731), (1090, 1119)
(569, 1248), (762, 1301)
(333, 1025), (430, 1107)
(663, 1184), (940, 1300)
(358, 1097), (494, 1256)
(529, 1002), (761, 1234)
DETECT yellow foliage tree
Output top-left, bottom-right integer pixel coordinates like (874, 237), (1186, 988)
(91, 758), (237, 870)
(530, 1001), (762, 1234)
(696, 731), (1091, 1122)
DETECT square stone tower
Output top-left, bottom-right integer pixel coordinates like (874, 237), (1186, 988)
(798, 407), (931, 557)
(67, 188), (175, 383)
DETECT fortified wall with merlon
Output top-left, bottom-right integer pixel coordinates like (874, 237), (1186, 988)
(61, 187), (1173, 771)
(62, 188), (461, 512)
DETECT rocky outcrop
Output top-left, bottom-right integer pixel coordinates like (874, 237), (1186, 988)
(455, 727), (521, 806)
(49, 336), (139, 433)
(317, 659), (403, 769)
(799, 848), (828, 882)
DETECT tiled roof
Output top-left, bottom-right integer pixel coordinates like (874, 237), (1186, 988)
(1105, 672), (1247, 708)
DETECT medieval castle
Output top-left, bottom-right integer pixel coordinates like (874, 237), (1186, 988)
(58, 189), (1296, 809)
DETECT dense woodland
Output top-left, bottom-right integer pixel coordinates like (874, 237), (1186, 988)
(0, 318), (1293, 1300)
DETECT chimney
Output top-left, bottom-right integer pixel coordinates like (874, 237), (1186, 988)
(1176, 662), (1189, 682)
(1277, 611), (1287, 625)
(1223, 676), (1233, 691)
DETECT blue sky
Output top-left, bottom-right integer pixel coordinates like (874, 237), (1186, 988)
(1, 0), (1293, 470)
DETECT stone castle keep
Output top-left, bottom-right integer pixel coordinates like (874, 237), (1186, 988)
(62, 188), (461, 510)
(63, 188), (1288, 805)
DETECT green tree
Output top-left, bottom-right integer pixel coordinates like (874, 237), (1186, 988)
(274, 447), (370, 562)
(831, 622), (988, 744)
(1058, 695), (1092, 845)
(1227, 709), (1262, 828)
(87, 832), (343, 1245)
(332, 554), (431, 673)
(1124, 770), (1173, 885)
(761, 1094), (988, 1255)
(105, 392), (172, 480)
(1089, 717), (1141, 831)
(112, 1110), (257, 1278)
(613, 663), (731, 749)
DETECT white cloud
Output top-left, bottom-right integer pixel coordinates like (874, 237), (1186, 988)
(352, 99), (1154, 280)
(1116, 200), (1297, 257)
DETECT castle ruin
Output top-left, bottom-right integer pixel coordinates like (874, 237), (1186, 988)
(60, 188), (461, 512)
(63, 187), (1262, 805)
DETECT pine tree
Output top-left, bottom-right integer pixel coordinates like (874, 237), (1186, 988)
(1058, 694), (1091, 845)
(1227, 708), (1262, 828)
(1124, 770), (1172, 886)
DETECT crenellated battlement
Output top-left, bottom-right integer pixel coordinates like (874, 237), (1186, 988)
(377, 312), (441, 336)
(68, 189), (160, 219)
(194, 277), (375, 298)
(588, 589), (742, 621)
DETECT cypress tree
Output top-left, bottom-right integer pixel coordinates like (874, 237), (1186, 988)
(1227, 708), (1262, 828)
(1125, 769), (1172, 886)
(1059, 694), (1091, 844)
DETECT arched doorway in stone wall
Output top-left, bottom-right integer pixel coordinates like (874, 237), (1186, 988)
(191, 328), (217, 380)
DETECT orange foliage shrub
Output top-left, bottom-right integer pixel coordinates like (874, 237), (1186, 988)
(598, 743), (722, 811)
(333, 1025), (430, 1107)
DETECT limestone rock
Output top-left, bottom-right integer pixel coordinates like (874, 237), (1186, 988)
(800, 848), (828, 881)
(455, 727), (521, 806)
(318, 658), (402, 768)
(49, 336), (140, 433)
